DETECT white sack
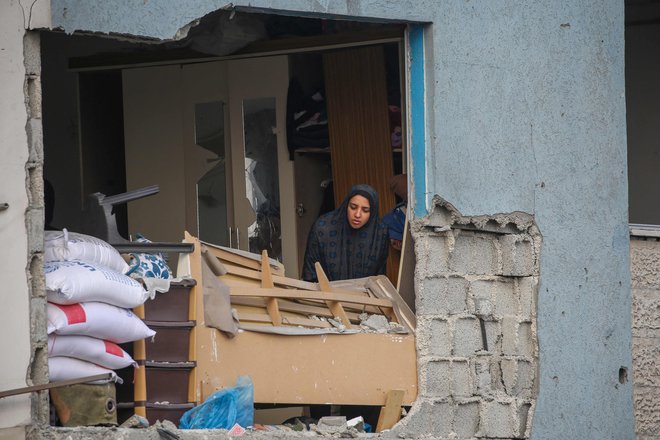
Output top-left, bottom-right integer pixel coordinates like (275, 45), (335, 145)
(46, 260), (149, 308)
(47, 302), (155, 343)
(48, 356), (122, 384)
(48, 334), (137, 370)
(45, 229), (129, 274)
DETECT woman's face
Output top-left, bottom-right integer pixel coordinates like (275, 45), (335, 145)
(347, 195), (371, 229)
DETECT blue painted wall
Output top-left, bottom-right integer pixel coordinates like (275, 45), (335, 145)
(51, 1), (634, 438)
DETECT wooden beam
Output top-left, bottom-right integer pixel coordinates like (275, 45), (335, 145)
(235, 312), (333, 329)
(376, 389), (405, 432)
(230, 297), (363, 323)
(262, 250), (282, 326)
(230, 286), (393, 308)
(315, 263), (353, 329)
(201, 241), (285, 276)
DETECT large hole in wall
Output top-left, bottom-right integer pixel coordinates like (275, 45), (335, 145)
(36, 8), (541, 439)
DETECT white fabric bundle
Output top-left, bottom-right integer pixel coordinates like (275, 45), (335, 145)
(48, 356), (122, 384)
(48, 334), (136, 370)
(45, 260), (149, 308)
(44, 229), (129, 274)
(47, 302), (155, 344)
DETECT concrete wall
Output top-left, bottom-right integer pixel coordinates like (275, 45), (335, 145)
(630, 237), (660, 439)
(0, 0), (51, 434)
(36, 1), (634, 438)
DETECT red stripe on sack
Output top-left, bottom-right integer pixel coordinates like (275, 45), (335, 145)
(54, 303), (87, 325)
(104, 340), (125, 358)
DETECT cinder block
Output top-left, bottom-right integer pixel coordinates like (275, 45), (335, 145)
(517, 322), (534, 358)
(492, 279), (517, 317)
(484, 319), (503, 353)
(421, 360), (451, 398)
(26, 118), (44, 163)
(633, 385), (660, 436)
(516, 401), (533, 438)
(470, 280), (494, 316)
(30, 296), (48, 346)
(632, 288), (660, 331)
(452, 359), (474, 397)
(499, 234), (535, 277)
(397, 398), (452, 438)
(427, 318), (451, 357)
(513, 360), (536, 399)
(501, 316), (518, 356)
(473, 356), (494, 396)
(29, 253), (45, 297)
(453, 317), (483, 356)
(478, 400), (516, 438)
(416, 235), (450, 277)
(501, 358), (517, 395)
(449, 231), (499, 275)
(454, 400), (480, 438)
(26, 208), (45, 254)
(517, 277), (538, 321)
(417, 276), (469, 316)
(632, 338), (660, 387)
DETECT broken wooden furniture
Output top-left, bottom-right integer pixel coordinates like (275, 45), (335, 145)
(175, 232), (417, 430)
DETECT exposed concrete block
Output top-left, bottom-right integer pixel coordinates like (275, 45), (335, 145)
(470, 279), (494, 316)
(516, 401), (533, 439)
(517, 277), (538, 321)
(492, 279), (517, 317)
(399, 398), (454, 438)
(424, 318), (451, 357)
(452, 359), (474, 397)
(454, 400), (480, 438)
(449, 231), (499, 276)
(501, 316), (518, 356)
(26, 118), (44, 164)
(29, 253), (45, 298)
(421, 360), (451, 399)
(416, 235), (450, 278)
(30, 297), (48, 347)
(478, 400), (516, 438)
(517, 322), (534, 358)
(499, 234), (535, 277)
(417, 276), (469, 316)
(23, 32), (41, 76)
(484, 320), (503, 353)
(501, 359), (535, 399)
(453, 316), (483, 356)
(26, 207), (44, 254)
(474, 355), (495, 396)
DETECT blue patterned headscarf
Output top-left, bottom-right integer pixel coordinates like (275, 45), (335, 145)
(302, 184), (389, 282)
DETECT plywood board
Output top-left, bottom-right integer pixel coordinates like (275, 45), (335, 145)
(196, 331), (417, 406)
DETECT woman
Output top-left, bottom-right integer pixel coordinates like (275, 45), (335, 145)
(302, 184), (389, 282)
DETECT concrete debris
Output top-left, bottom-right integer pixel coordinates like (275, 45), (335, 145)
(361, 314), (389, 332)
(314, 416), (347, 434)
(118, 414), (149, 428)
(328, 318), (346, 332)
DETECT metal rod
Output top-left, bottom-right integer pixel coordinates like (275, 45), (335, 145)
(100, 185), (160, 206)
(110, 242), (194, 254)
(0, 374), (112, 399)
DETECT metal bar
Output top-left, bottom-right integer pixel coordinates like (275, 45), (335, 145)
(110, 242), (194, 254)
(0, 374), (112, 399)
(0, 203), (8, 212)
(100, 185), (159, 206)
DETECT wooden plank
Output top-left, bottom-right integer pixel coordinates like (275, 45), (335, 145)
(201, 241), (285, 276)
(235, 312), (333, 329)
(262, 250), (282, 326)
(376, 389), (405, 432)
(316, 262), (353, 329)
(367, 276), (416, 332)
(196, 331), (417, 406)
(184, 231), (200, 403)
(230, 297), (363, 323)
(396, 217), (416, 312)
(230, 286), (394, 308)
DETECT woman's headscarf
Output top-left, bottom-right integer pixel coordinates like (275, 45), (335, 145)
(302, 184), (389, 282)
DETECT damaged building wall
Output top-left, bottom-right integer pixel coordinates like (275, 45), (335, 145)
(5, 0), (634, 438)
(0, 1), (52, 433)
(399, 198), (541, 438)
(630, 236), (660, 439)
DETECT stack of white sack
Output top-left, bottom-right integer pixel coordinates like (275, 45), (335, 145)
(44, 229), (155, 384)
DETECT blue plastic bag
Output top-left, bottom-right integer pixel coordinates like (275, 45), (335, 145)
(179, 376), (254, 429)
